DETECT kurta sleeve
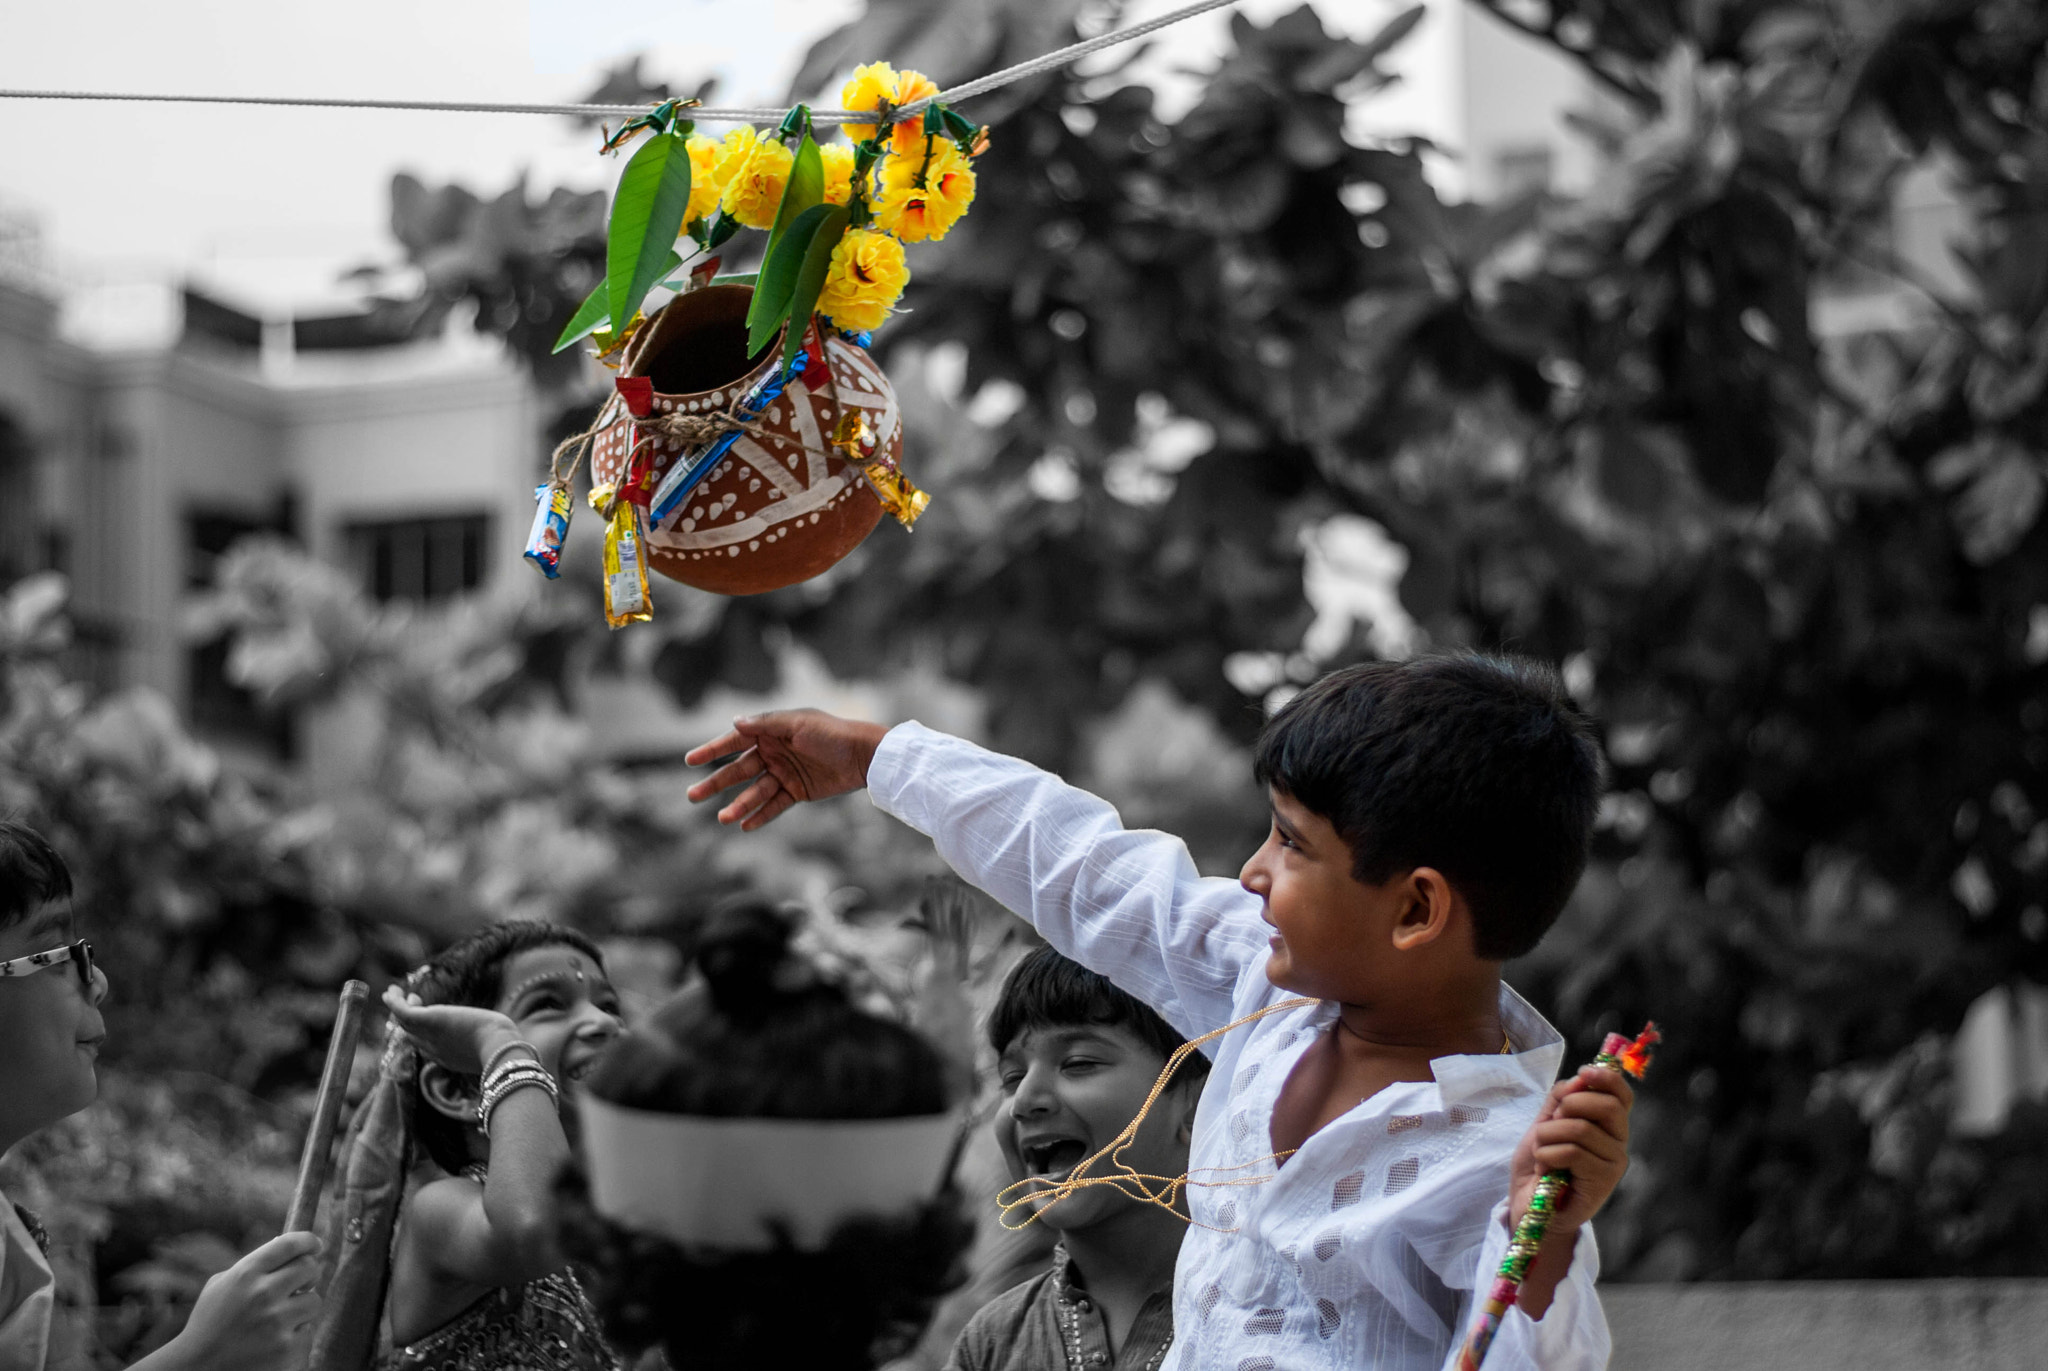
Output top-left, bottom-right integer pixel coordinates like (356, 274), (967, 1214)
(868, 721), (1270, 1041)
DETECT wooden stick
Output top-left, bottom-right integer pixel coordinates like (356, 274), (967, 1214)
(285, 980), (369, 1234)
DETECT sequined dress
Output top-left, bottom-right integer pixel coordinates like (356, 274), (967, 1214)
(376, 1165), (621, 1371)
(377, 1267), (619, 1371)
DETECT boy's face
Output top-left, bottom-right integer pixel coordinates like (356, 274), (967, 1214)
(0, 900), (109, 1154)
(491, 945), (624, 1089)
(993, 1021), (1195, 1233)
(1240, 788), (1397, 1001)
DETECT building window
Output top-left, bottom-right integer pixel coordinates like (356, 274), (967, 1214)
(346, 514), (490, 602)
(0, 412), (33, 585)
(187, 510), (275, 588)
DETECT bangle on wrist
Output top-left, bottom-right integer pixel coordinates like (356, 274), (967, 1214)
(480, 1038), (540, 1078)
(476, 1059), (559, 1130)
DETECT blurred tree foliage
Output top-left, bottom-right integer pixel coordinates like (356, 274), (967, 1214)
(381, 0), (2048, 1277)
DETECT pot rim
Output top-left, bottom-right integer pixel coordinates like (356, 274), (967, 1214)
(620, 284), (788, 403)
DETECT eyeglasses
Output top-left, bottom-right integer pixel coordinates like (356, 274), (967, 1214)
(0, 939), (97, 997)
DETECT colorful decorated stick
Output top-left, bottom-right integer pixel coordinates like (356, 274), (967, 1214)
(284, 980), (369, 1234)
(1456, 1022), (1661, 1371)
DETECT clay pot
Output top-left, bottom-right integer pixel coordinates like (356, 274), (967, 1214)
(587, 284), (897, 596)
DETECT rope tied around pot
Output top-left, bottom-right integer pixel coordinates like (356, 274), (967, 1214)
(634, 405), (773, 447)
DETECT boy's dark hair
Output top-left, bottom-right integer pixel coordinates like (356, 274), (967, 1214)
(1253, 654), (1602, 961)
(410, 919), (606, 1175)
(0, 820), (73, 931)
(986, 945), (1210, 1088)
(562, 901), (971, 1371)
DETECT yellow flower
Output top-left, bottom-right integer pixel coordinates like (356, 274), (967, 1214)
(681, 133), (725, 230)
(819, 143), (858, 207)
(817, 229), (910, 332)
(721, 132), (794, 230)
(840, 61), (941, 156)
(873, 138), (976, 243)
(712, 127), (757, 188)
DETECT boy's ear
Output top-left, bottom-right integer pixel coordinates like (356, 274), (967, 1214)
(1389, 867), (1457, 952)
(418, 1063), (478, 1125)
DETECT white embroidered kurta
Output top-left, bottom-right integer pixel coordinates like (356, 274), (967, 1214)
(870, 722), (1610, 1371)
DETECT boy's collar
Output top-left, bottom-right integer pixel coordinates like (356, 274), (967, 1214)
(1426, 984), (1566, 1106)
(1293, 984), (1566, 1105)
(1050, 1241), (1173, 1304)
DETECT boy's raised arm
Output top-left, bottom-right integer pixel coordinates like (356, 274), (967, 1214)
(686, 711), (1268, 1041)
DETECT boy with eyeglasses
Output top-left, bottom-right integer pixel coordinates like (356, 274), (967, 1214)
(1, 820), (327, 1371)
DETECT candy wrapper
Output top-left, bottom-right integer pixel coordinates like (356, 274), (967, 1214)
(832, 411), (930, 528)
(523, 481), (574, 579)
(591, 484), (653, 628)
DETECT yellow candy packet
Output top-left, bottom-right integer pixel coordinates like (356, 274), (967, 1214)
(593, 484), (652, 628)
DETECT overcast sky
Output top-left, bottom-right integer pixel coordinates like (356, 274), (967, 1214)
(0, 0), (1454, 312)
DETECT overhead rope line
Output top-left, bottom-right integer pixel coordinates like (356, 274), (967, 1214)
(0, 0), (1239, 125)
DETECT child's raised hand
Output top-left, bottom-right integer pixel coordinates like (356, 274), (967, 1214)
(1507, 1063), (1634, 1236)
(382, 985), (522, 1073)
(684, 709), (891, 830)
(148, 1231), (324, 1371)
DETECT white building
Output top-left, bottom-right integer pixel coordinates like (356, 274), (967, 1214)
(0, 208), (543, 756)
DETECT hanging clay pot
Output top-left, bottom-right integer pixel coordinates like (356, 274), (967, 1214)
(587, 283), (902, 596)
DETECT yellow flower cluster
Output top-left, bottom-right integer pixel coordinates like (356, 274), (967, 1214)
(654, 60), (983, 332)
(874, 137), (977, 243)
(719, 128), (795, 230)
(817, 229), (910, 332)
(675, 130), (858, 243)
(841, 61), (941, 156)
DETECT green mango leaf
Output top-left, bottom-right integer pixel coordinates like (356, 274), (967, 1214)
(781, 204), (850, 379)
(746, 135), (825, 339)
(710, 273), (760, 288)
(552, 280), (610, 354)
(747, 201), (841, 357)
(605, 129), (694, 336)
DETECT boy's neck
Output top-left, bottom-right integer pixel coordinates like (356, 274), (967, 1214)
(1333, 962), (1506, 1062)
(1059, 1200), (1183, 1306)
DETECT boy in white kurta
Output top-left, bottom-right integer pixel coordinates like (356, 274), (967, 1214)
(686, 656), (1633, 1371)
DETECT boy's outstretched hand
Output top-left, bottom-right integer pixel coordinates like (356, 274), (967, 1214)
(1502, 1064), (1634, 1318)
(684, 710), (890, 830)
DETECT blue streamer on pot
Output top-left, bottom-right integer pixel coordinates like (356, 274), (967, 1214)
(648, 346), (812, 527)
